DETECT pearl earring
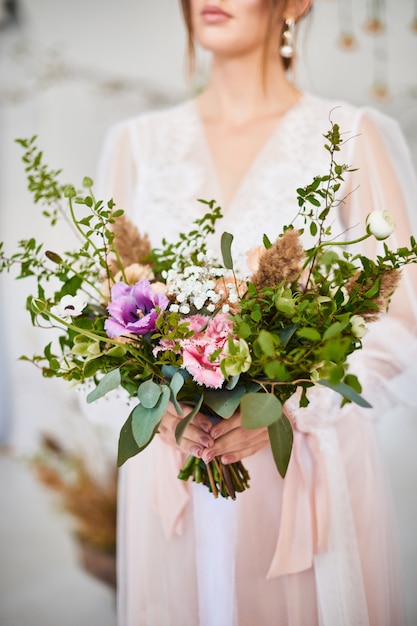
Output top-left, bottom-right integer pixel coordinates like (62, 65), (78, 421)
(280, 18), (295, 59)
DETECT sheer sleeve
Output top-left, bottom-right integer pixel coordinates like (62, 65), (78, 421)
(340, 107), (417, 410)
(95, 119), (138, 214)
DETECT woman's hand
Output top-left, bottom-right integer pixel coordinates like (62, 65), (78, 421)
(201, 413), (269, 465)
(158, 403), (215, 457)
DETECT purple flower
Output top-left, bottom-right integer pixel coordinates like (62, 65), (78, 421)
(105, 279), (169, 338)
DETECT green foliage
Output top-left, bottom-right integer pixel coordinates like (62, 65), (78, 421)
(3, 123), (417, 495)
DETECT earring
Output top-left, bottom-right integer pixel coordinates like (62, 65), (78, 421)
(280, 18), (295, 59)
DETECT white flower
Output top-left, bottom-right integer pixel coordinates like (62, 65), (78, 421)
(350, 315), (368, 339)
(50, 294), (86, 321)
(329, 285), (349, 306)
(366, 210), (396, 240)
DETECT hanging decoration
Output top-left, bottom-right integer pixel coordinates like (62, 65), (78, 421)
(363, 0), (385, 34)
(335, 0), (416, 100)
(337, 0), (357, 49)
(411, 0), (417, 33)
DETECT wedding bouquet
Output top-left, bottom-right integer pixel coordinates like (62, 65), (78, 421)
(2, 122), (416, 499)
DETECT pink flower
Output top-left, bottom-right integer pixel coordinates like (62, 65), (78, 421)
(168, 313), (234, 389)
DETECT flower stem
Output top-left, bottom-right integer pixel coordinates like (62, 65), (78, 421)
(206, 461), (218, 498)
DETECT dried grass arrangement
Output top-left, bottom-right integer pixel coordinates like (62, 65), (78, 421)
(32, 433), (117, 588)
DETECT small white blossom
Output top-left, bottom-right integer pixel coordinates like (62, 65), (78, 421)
(179, 304), (190, 314)
(50, 294), (86, 321)
(206, 303), (216, 313)
(169, 304), (179, 313)
(222, 304), (230, 314)
(193, 297), (206, 310)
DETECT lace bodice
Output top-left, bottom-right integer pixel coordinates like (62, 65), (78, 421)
(97, 91), (417, 405)
(98, 93), (360, 270)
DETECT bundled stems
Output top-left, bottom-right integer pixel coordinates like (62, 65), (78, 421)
(178, 455), (250, 499)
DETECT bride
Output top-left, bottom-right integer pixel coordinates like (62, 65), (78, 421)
(97, 1), (417, 624)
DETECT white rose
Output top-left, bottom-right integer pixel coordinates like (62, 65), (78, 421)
(350, 314), (368, 339)
(366, 210), (396, 240)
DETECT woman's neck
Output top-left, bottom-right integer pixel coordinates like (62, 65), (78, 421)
(197, 51), (301, 128)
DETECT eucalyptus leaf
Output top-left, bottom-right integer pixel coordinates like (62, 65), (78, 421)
(226, 375), (240, 390)
(221, 231), (234, 270)
(117, 414), (140, 467)
(204, 385), (247, 419)
(87, 368), (121, 403)
(241, 392), (283, 429)
(278, 324), (297, 348)
(268, 414), (294, 478)
(137, 379), (162, 408)
(132, 386), (170, 447)
(175, 394), (204, 444)
(170, 371), (185, 415)
(317, 379), (372, 408)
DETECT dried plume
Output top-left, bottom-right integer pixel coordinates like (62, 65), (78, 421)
(250, 229), (305, 291)
(345, 268), (401, 321)
(107, 213), (151, 276)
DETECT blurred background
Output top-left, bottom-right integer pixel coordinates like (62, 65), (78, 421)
(0, 1), (416, 624)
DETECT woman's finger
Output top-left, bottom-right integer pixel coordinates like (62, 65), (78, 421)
(201, 425), (268, 464)
(158, 408), (215, 454)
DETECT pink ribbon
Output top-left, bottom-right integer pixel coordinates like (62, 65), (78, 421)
(151, 427), (330, 577)
(151, 435), (190, 538)
(267, 427), (329, 577)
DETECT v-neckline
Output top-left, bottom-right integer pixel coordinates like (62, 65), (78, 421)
(190, 93), (307, 214)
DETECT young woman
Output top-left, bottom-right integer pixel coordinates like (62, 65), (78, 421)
(97, 1), (417, 624)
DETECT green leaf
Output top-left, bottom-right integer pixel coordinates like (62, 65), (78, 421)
(106, 345), (127, 358)
(169, 371), (185, 415)
(241, 392), (282, 429)
(221, 231), (234, 270)
(310, 222), (318, 237)
(268, 414), (293, 478)
(87, 368), (121, 403)
(317, 379), (372, 408)
(132, 386), (170, 447)
(237, 322), (251, 339)
(278, 324), (297, 347)
(137, 379), (162, 408)
(175, 394), (204, 444)
(117, 414), (140, 467)
(296, 327), (321, 342)
(323, 320), (348, 340)
(263, 233), (272, 249)
(204, 385), (247, 419)
(257, 329), (275, 356)
(264, 361), (289, 381)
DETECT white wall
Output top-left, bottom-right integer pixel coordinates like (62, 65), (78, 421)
(1, 0), (416, 621)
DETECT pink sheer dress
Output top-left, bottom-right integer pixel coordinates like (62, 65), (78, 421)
(96, 93), (417, 626)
